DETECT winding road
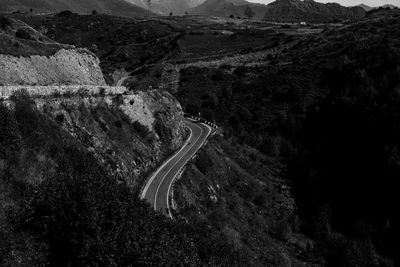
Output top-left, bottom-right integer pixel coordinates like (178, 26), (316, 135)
(141, 117), (213, 218)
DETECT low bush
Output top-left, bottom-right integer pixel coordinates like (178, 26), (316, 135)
(57, 10), (74, 17)
(15, 28), (31, 40)
(0, 16), (11, 29)
(132, 121), (151, 139)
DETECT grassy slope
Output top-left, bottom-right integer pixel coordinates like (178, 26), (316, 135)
(0, 16), (72, 57)
(16, 13), (182, 83)
(17, 14), (293, 84)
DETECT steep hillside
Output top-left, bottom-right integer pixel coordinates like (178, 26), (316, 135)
(264, 0), (366, 23)
(0, 86), (186, 188)
(0, 16), (70, 57)
(16, 13), (183, 84)
(0, 16), (105, 85)
(173, 137), (317, 266)
(0, 15), (250, 267)
(0, 0), (149, 18)
(0, 17), (186, 183)
(171, 10), (400, 266)
(0, 90), (249, 266)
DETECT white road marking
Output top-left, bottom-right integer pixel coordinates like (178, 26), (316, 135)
(153, 122), (203, 212)
(165, 123), (212, 218)
(140, 121), (193, 200)
(140, 117), (215, 219)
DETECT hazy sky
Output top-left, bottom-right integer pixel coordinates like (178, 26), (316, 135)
(246, 0), (400, 7)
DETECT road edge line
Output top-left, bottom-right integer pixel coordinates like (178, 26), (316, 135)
(140, 119), (193, 200)
(166, 123), (213, 219)
(155, 122), (203, 213)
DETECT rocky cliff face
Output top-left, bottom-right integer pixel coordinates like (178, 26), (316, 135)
(0, 16), (106, 86)
(0, 16), (186, 189)
(0, 49), (106, 86)
(2, 87), (186, 189)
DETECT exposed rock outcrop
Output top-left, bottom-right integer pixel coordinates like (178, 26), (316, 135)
(0, 49), (106, 86)
(0, 16), (186, 189)
(6, 87), (187, 188)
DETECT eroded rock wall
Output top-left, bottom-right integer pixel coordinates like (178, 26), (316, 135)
(0, 49), (106, 86)
(24, 87), (186, 188)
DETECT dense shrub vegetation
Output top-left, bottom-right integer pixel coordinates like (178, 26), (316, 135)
(176, 11), (400, 266)
(0, 16), (12, 29)
(174, 137), (308, 266)
(0, 93), (247, 266)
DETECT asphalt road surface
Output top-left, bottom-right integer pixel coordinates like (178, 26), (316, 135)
(141, 118), (212, 218)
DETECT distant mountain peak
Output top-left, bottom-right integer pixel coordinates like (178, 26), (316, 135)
(123, 0), (206, 14)
(357, 3), (373, 11)
(381, 4), (398, 9)
(356, 3), (398, 12)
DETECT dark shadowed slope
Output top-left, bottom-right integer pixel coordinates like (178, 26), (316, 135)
(0, 0), (149, 17)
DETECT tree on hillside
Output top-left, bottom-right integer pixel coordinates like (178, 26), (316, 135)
(0, 16), (12, 29)
(92, 9), (98, 15)
(244, 6), (255, 19)
(15, 28), (31, 40)
(0, 104), (21, 159)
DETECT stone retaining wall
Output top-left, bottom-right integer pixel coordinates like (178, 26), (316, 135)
(0, 85), (128, 99)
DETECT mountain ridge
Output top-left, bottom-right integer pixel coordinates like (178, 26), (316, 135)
(123, 0), (206, 15)
(0, 0), (149, 17)
(263, 0), (366, 22)
(191, 0), (366, 22)
(357, 3), (398, 11)
(190, 0), (268, 19)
